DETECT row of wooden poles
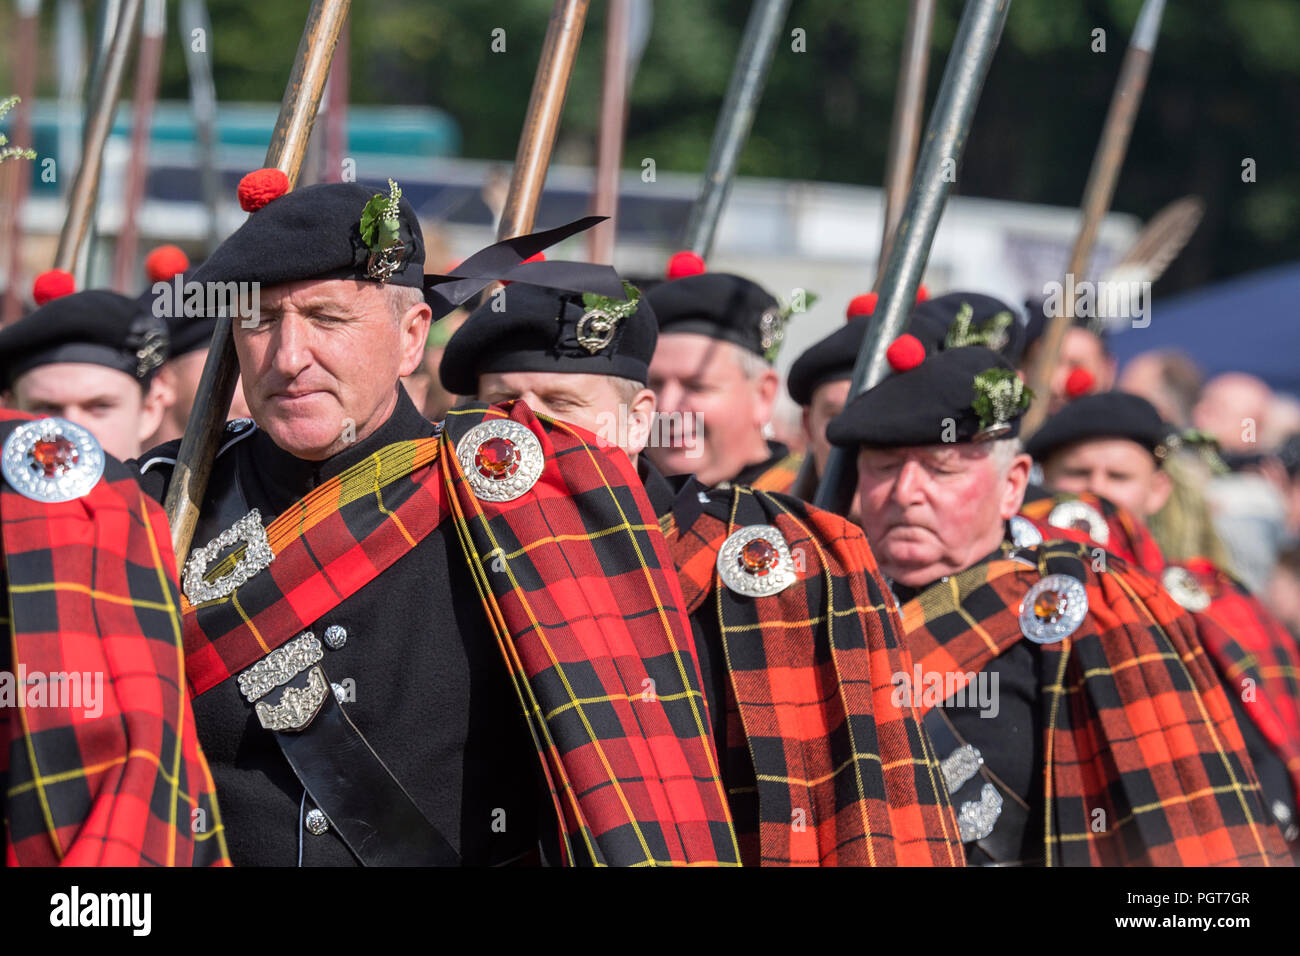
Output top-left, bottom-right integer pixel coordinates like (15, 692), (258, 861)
(1, 0), (1168, 560)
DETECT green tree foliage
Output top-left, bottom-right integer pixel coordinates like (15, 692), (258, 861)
(4, 0), (1297, 290)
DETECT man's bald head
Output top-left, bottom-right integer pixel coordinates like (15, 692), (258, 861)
(1193, 372), (1274, 453)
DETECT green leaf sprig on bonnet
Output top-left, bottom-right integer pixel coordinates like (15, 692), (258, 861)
(972, 368), (1032, 432)
(360, 178), (403, 255)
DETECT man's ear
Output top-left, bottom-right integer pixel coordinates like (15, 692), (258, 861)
(1146, 466), (1174, 516)
(999, 452), (1034, 519)
(137, 376), (172, 447)
(397, 300), (433, 378)
(625, 388), (658, 457)
(753, 367), (780, 427)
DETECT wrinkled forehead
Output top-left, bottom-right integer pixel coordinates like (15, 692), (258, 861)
(257, 278), (384, 314)
(859, 442), (994, 468)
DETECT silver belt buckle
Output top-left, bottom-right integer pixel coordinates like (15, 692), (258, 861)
(237, 632), (327, 732)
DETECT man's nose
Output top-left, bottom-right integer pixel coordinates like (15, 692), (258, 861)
(271, 314), (313, 380)
(892, 459), (927, 504)
(656, 380), (683, 414)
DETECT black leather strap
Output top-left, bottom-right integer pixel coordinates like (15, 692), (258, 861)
(925, 707), (1034, 866)
(269, 673), (462, 867)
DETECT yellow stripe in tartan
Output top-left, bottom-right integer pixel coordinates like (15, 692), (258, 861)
(1053, 781), (1269, 846)
(562, 420), (738, 862)
(544, 688), (702, 722)
(197, 439), (435, 589)
(1090, 569), (1276, 864)
(7, 580), (174, 613)
(494, 522), (662, 559)
(135, 487), (185, 867)
(754, 752), (882, 788)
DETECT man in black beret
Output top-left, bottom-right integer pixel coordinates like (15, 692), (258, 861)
(0, 286), (171, 459)
(644, 272), (800, 491)
(130, 173), (739, 868)
(1026, 391), (1300, 854)
(441, 264), (966, 867)
(1025, 391), (1174, 520)
(824, 339), (1287, 865)
(786, 290), (1025, 512)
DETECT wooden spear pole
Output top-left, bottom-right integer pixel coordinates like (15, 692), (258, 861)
(52, 0), (143, 276)
(164, 0), (352, 561)
(1020, 0), (1166, 437)
(875, 0), (935, 286)
(497, 0), (590, 241)
(586, 0), (630, 264)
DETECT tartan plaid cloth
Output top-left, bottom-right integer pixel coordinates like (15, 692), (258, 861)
(1020, 491), (1166, 575)
(184, 402), (738, 865)
(441, 403), (738, 866)
(1022, 492), (1300, 806)
(1175, 557), (1300, 801)
(1, 412), (229, 866)
(899, 538), (1290, 866)
(666, 484), (963, 866)
(747, 450), (803, 495)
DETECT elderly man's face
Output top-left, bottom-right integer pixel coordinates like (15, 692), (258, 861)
(647, 332), (777, 484)
(234, 279), (429, 460)
(1042, 438), (1171, 521)
(856, 442), (1030, 587)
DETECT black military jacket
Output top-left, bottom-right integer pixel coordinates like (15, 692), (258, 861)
(132, 390), (548, 866)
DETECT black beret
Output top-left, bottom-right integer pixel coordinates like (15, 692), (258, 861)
(134, 270), (214, 358)
(827, 346), (1029, 448)
(910, 291), (1027, 363)
(0, 290), (168, 390)
(439, 270), (657, 395)
(191, 181), (428, 292)
(786, 315), (869, 406)
(1025, 391), (1173, 463)
(645, 273), (784, 359)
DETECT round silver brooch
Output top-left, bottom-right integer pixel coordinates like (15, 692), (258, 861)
(455, 419), (545, 503)
(1019, 573), (1089, 644)
(2, 417), (105, 503)
(1047, 499), (1109, 546)
(716, 525), (796, 598)
(1008, 515), (1043, 548)
(322, 625), (348, 650)
(1162, 566), (1211, 612)
(304, 808), (330, 835)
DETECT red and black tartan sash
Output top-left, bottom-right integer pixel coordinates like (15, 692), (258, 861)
(667, 485), (964, 866)
(183, 403), (738, 865)
(1177, 557), (1300, 799)
(1, 412), (229, 866)
(900, 540), (1290, 866)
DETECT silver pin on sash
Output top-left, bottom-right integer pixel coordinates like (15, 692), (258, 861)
(183, 508), (275, 605)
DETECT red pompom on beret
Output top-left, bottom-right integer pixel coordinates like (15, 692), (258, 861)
(32, 268), (75, 306)
(665, 250), (706, 280)
(886, 333), (926, 373)
(237, 168), (290, 212)
(144, 244), (190, 283)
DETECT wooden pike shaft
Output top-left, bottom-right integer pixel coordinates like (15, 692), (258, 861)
(53, 0), (143, 274)
(1021, 0), (1165, 437)
(586, 0), (631, 264)
(498, 0), (591, 241)
(164, 0), (352, 562)
(876, 0), (935, 286)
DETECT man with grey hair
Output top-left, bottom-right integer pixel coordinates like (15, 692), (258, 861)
(644, 271), (801, 491)
(825, 338), (1288, 866)
(131, 173), (740, 868)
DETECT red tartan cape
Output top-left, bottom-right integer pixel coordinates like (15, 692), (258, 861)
(667, 485), (964, 866)
(900, 540), (1290, 866)
(183, 403), (737, 866)
(1, 411), (229, 866)
(1177, 557), (1300, 799)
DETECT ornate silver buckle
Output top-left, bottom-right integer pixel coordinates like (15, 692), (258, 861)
(183, 508), (275, 605)
(255, 666), (329, 732)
